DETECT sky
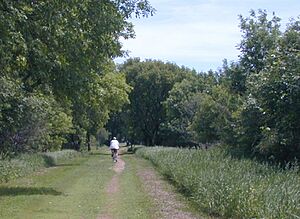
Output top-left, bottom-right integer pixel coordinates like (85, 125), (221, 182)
(115, 0), (300, 73)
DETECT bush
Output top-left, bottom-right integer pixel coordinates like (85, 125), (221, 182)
(137, 147), (300, 218)
(0, 150), (81, 183)
(0, 76), (74, 156)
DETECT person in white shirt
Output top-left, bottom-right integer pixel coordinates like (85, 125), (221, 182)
(109, 137), (119, 162)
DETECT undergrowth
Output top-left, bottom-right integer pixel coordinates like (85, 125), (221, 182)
(136, 146), (300, 218)
(0, 150), (81, 183)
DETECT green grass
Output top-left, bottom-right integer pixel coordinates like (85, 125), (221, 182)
(136, 146), (300, 218)
(0, 153), (112, 218)
(0, 147), (156, 219)
(102, 153), (156, 219)
(0, 150), (81, 183)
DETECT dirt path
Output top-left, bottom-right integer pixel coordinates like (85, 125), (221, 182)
(138, 168), (201, 219)
(98, 150), (201, 219)
(0, 148), (206, 219)
(106, 158), (125, 194)
(97, 158), (126, 219)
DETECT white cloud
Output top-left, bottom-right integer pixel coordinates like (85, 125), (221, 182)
(116, 0), (300, 72)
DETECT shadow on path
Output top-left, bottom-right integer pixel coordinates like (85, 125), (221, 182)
(0, 186), (62, 196)
(54, 163), (80, 167)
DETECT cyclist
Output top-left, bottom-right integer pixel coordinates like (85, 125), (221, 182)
(109, 137), (119, 162)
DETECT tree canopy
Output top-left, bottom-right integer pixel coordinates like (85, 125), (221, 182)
(116, 58), (195, 145)
(0, 0), (154, 156)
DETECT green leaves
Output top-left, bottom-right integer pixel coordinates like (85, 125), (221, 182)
(0, 0), (154, 154)
(117, 59), (193, 145)
(244, 18), (300, 160)
(0, 75), (74, 154)
(238, 9), (281, 75)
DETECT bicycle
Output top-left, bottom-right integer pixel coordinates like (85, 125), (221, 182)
(111, 149), (118, 162)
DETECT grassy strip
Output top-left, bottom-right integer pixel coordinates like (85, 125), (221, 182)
(0, 153), (111, 218)
(112, 154), (156, 219)
(0, 150), (82, 183)
(0, 148), (155, 218)
(136, 147), (300, 218)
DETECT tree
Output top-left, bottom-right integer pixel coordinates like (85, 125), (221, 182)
(245, 18), (300, 160)
(219, 59), (247, 95)
(190, 85), (242, 145)
(120, 58), (191, 145)
(163, 73), (215, 146)
(0, 76), (73, 156)
(0, 0), (154, 154)
(238, 9), (281, 75)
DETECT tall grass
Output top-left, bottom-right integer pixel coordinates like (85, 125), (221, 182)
(136, 147), (300, 218)
(0, 150), (81, 183)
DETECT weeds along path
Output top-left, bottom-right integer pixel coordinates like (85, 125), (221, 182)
(0, 147), (204, 219)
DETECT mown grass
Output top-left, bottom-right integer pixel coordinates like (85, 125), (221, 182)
(0, 151), (112, 219)
(136, 146), (300, 218)
(108, 153), (156, 219)
(0, 147), (157, 219)
(0, 150), (82, 183)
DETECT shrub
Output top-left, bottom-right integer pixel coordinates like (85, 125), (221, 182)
(0, 76), (74, 156)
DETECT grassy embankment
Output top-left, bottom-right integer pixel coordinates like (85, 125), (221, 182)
(136, 146), (300, 218)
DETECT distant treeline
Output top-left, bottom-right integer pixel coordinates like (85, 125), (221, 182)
(107, 10), (300, 162)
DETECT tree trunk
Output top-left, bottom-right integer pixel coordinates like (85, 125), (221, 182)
(151, 133), (156, 146)
(86, 132), (91, 151)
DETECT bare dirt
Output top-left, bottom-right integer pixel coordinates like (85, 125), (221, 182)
(105, 175), (119, 194)
(98, 153), (201, 219)
(97, 156), (125, 219)
(96, 215), (113, 219)
(138, 167), (202, 219)
(105, 158), (125, 194)
(113, 158), (125, 174)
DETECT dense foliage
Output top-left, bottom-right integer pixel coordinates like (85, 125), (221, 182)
(109, 10), (299, 162)
(0, 4), (299, 218)
(0, 0), (154, 157)
(108, 58), (199, 145)
(137, 147), (300, 218)
(229, 11), (300, 161)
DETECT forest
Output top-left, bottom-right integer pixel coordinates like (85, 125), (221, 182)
(1, 0), (300, 163)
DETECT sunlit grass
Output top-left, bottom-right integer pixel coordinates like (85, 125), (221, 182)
(136, 147), (300, 218)
(0, 150), (81, 183)
(0, 152), (111, 219)
(0, 147), (157, 219)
